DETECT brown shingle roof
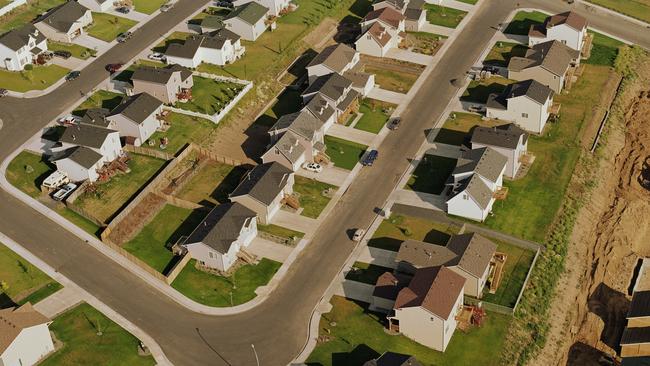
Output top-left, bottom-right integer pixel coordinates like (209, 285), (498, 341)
(394, 266), (465, 320)
(508, 40), (579, 77)
(229, 162), (293, 205)
(36, 1), (89, 33)
(364, 22), (393, 47)
(471, 123), (528, 150)
(364, 7), (404, 29)
(131, 64), (192, 84)
(446, 233), (497, 278)
(546, 11), (587, 31)
(0, 303), (51, 353)
(372, 271), (410, 300)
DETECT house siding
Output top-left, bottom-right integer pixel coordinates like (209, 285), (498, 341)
(224, 17), (266, 41)
(108, 110), (162, 147)
(0, 324), (54, 366)
(132, 74), (193, 104)
(355, 34), (391, 57)
(529, 23), (585, 52)
(471, 141), (525, 179)
(446, 192), (490, 222)
(486, 95), (550, 133)
(35, 10), (92, 43)
(185, 218), (257, 271)
(508, 66), (564, 94)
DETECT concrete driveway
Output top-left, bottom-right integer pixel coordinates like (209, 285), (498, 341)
(326, 124), (376, 146)
(386, 48), (434, 66)
(74, 34), (111, 53)
(247, 238), (294, 263)
(420, 22), (454, 36)
(391, 189), (447, 211)
(272, 210), (319, 235)
(105, 8), (149, 22)
(50, 56), (84, 70)
(296, 165), (349, 187)
(367, 87), (407, 105)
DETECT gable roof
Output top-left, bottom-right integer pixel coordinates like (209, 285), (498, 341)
(446, 233), (497, 278)
(131, 64), (192, 85)
(302, 73), (353, 102)
(270, 110), (323, 141)
(108, 93), (162, 124)
(53, 146), (104, 169)
(452, 147), (508, 183)
(455, 174), (494, 210)
(166, 29), (240, 58)
(373, 0), (407, 12)
(307, 43), (357, 74)
(487, 79), (553, 109)
(363, 7), (405, 29)
(201, 14), (225, 30)
(265, 131), (306, 165)
(36, 1), (89, 33)
(471, 123), (528, 150)
(508, 40), (578, 76)
(629, 291), (650, 318)
(0, 303), (51, 354)
(0, 24), (46, 51)
(79, 107), (111, 128)
(59, 123), (118, 149)
(303, 93), (336, 124)
(185, 202), (256, 254)
(394, 266), (465, 320)
(361, 22), (393, 47)
(225, 2), (269, 25)
(372, 271), (411, 300)
(364, 352), (423, 366)
(396, 239), (456, 268)
(230, 162), (293, 205)
(546, 11), (587, 31)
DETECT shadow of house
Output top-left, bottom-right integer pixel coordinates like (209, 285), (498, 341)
(73, 95), (124, 117)
(566, 341), (611, 366)
(484, 44), (529, 67)
(332, 344), (380, 366)
(349, 0), (373, 18)
(254, 88), (304, 128)
(588, 282), (631, 351)
(504, 18), (543, 36)
(367, 237), (403, 252)
(0, 293), (17, 309)
(461, 82), (509, 104)
(423, 228), (451, 246)
(335, 15), (362, 44)
(241, 122), (272, 161)
(208, 164), (251, 204)
(287, 48), (319, 80)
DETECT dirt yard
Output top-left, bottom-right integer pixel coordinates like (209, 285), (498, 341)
(531, 55), (650, 366)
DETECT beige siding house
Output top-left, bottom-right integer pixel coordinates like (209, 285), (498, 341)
(471, 123), (529, 179)
(355, 22), (394, 58)
(263, 110), (325, 171)
(306, 43), (360, 84)
(486, 79), (554, 134)
(528, 11), (588, 54)
(34, 1), (92, 43)
(130, 65), (194, 104)
(223, 2), (269, 41)
(106, 93), (164, 146)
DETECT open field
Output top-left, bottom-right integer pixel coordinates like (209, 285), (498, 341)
(586, 31), (625, 67)
(405, 154), (457, 195)
(176, 161), (248, 206)
(324, 136), (368, 170)
(423, 4), (467, 28)
(434, 112), (501, 146)
(148, 112), (217, 155)
(87, 12), (137, 42)
(0, 65), (69, 92)
(0, 0), (65, 32)
(368, 214), (461, 251)
(293, 176), (337, 219)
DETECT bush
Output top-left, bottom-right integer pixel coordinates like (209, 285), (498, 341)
(24, 64), (33, 71)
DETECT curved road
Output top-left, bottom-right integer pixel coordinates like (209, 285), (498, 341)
(0, 1), (648, 365)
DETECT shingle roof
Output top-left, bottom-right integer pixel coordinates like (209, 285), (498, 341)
(166, 29), (240, 58)
(270, 110), (323, 141)
(546, 11), (587, 31)
(302, 73), (353, 102)
(471, 123), (528, 150)
(373, 0), (406, 11)
(79, 108), (111, 128)
(230, 162), (293, 206)
(54, 146), (104, 169)
(489, 79), (553, 107)
(0, 303), (51, 354)
(59, 124), (118, 149)
(36, 1), (89, 33)
(394, 266), (465, 319)
(343, 70), (372, 89)
(266, 131), (306, 165)
(131, 64), (192, 84)
(307, 43), (357, 74)
(453, 147), (508, 184)
(364, 7), (404, 29)
(303, 93), (336, 124)
(362, 22), (393, 47)
(0, 24), (46, 51)
(185, 202), (256, 254)
(108, 93), (162, 124)
(395, 239), (456, 269)
(629, 291), (650, 318)
(364, 352), (423, 366)
(201, 15), (225, 30)
(372, 272), (410, 300)
(446, 233), (497, 278)
(508, 40), (578, 76)
(459, 174), (494, 210)
(621, 327), (650, 345)
(225, 2), (269, 25)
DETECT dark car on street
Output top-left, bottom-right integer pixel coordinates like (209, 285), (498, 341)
(106, 63), (123, 73)
(361, 150), (378, 166)
(0, 88), (8, 97)
(116, 6), (130, 13)
(53, 50), (72, 59)
(65, 71), (81, 81)
(387, 117), (401, 130)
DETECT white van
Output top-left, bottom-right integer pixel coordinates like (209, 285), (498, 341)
(43, 171), (69, 189)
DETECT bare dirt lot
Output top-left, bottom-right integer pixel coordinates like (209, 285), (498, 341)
(531, 55), (650, 366)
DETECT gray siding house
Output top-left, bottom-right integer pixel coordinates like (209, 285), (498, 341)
(223, 2), (269, 41)
(130, 65), (194, 104)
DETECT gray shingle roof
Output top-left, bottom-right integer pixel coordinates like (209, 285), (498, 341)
(230, 162), (293, 206)
(54, 146), (103, 169)
(621, 327), (650, 345)
(59, 124), (118, 149)
(471, 123), (528, 150)
(131, 64), (192, 84)
(629, 291), (650, 318)
(302, 73), (353, 102)
(460, 174), (494, 210)
(364, 352), (423, 366)
(307, 43), (357, 74)
(36, 1), (89, 33)
(453, 147), (507, 183)
(0, 24), (46, 51)
(79, 108), (111, 128)
(266, 131), (306, 165)
(166, 29), (240, 58)
(185, 202), (256, 254)
(396, 239), (456, 268)
(201, 15), (225, 30)
(225, 2), (269, 25)
(446, 233), (497, 278)
(270, 110), (323, 141)
(489, 79), (553, 107)
(303, 93), (336, 124)
(108, 93), (162, 124)
(508, 40), (579, 76)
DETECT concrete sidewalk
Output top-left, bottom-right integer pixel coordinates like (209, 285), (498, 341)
(367, 87), (407, 105)
(386, 48), (434, 65)
(106, 8), (149, 22)
(33, 287), (84, 318)
(326, 124), (377, 147)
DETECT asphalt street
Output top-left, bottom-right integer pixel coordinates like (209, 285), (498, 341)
(0, 0), (648, 365)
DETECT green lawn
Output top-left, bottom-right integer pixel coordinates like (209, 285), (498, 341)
(483, 65), (617, 242)
(307, 296), (512, 366)
(481, 240), (536, 308)
(434, 112), (501, 146)
(75, 154), (167, 223)
(586, 31), (625, 67)
(5, 150), (53, 198)
(41, 303), (155, 366)
(176, 76), (245, 116)
(133, 0), (167, 14)
(255, 89), (303, 127)
(345, 262), (393, 285)
(122, 205), (205, 274)
(423, 4), (467, 28)
(0, 243), (62, 307)
(461, 77), (514, 104)
(368, 214), (461, 251)
(503, 10), (547, 35)
(171, 258), (281, 307)
(324, 136), (368, 170)
(405, 154), (457, 195)
(47, 41), (96, 59)
(257, 223), (304, 240)
(56, 207), (101, 237)
(87, 12), (137, 42)
(148, 112), (217, 155)
(0, 0), (65, 32)
(585, 0), (650, 23)
(73, 90), (124, 116)
(293, 176), (337, 219)
(363, 65), (421, 94)
(354, 99), (395, 133)
(0, 65), (69, 92)
(176, 161), (248, 205)
(483, 41), (528, 67)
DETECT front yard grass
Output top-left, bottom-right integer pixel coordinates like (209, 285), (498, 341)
(423, 4), (467, 28)
(586, 31), (625, 67)
(113, 60), (166, 82)
(503, 10), (547, 35)
(434, 112), (501, 146)
(175, 161), (248, 206)
(73, 90), (124, 116)
(483, 41), (528, 67)
(354, 99), (395, 134)
(6, 150), (53, 198)
(0, 242), (62, 307)
(41, 303), (155, 366)
(48, 41), (96, 59)
(461, 77), (515, 104)
(0, 65), (69, 92)
(0, 0), (65, 32)
(132, 0), (167, 14)
(345, 262), (393, 285)
(483, 65), (617, 242)
(481, 240), (536, 308)
(293, 176), (337, 219)
(176, 76), (245, 116)
(324, 136), (368, 170)
(405, 154), (457, 195)
(257, 223), (304, 240)
(171, 258), (281, 307)
(75, 154), (167, 223)
(122, 205), (205, 274)
(368, 214), (461, 251)
(147, 112), (217, 156)
(363, 64), (420, 94)
(585, 0), (650, 23)
(87, 12), (137, 42)
(306, 296), (511, 366)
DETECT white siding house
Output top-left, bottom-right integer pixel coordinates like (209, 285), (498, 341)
(0, 303), (54, 366)
(77, 0), (112, 12)
(0, 25), (48, 71)
(485, 79), (554, 134)
(165, 29), (244, 68)
(355, 22), (395, 58)
(528, 11), (588, 53)
(231, 0), (290, 16)
(223, 2), (269, 41)
(306, 43), (360, 84)
(471, 124), (529, 179)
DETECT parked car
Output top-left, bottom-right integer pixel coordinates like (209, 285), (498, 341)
(352, 229), (365, 242)
(160, 3), (174, 11)
(216, 1), (233, 8)
(361, 149), (378, 166)
(0, 88), (7, 97)
(116, 32), (132, 43)
(387, 117), (401, 130)
(115, 6), (130, 13)
(148, 52), (166, 62)
(302, 162), (323, 173)
(52, 183), (77, 201)
(57, 114), (80, 125)
(43, 171), (70, 189)
(106, 63), (123, 73)
(65, 71), (81, 81)
(53, 50), (72, 59)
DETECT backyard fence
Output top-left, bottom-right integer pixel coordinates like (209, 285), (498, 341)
(155, 192), (203, 210)
(102, 237), (169, 283)
(0, 0), (26, 17)
(124, 145), (173, 161)
(464, 296), (514, 316)
(164, 253), (192, 284)
(194, 146), (246, 167)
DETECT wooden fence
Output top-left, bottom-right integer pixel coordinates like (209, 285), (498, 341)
(164, 254), (192, 284)
(102, 238), (168, 283)
(124, 145), (173, 161)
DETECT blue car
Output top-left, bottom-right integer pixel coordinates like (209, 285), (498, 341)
(362, 150), (378, 166)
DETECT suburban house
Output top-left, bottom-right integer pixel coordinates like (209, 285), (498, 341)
(183, 202), (258, 272)
(232, 0), (290, 16)
(360, 7), (405, 40)
(34, 1), (92, 43)
(58, 123), (122, 163)
(343, 70), (376, 96)
(370, 271), (409, 313)
(371, 0), (426, 31)
(0, 24), (48, 71)
(52, 146), (107, 182)
(621, 290), (650, 357)
(355, 22), (396, 58)
(486, 79), (554, 134)
(507, 40), (580, 94)
(301, 73), (360, 124)
(106, 92), (164, 146)
(130, 64), (194, 104)
(388, 266), (466, 352)
(229, 162), (294, 225)
(223, 2), (269, 41)
(77, 0), (112, 12)
(395, 233), (497, 298)
(79, 107), (110, 127)
(471, 123), (529, 179)
(446, 147), (508, 222)
(528, 11), (588, 54)
(0, 303), (54, 366)
(363, 352), (423, 366)
(372, 0), (408, 13)
(306, 43), (360, 84)
(302, 93), (337, 128)
(263, 110), (325, 171)
(165, 29), (244, 68)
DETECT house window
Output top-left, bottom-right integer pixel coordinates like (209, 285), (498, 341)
(209, 252), (214, 258)
(430, 317), (435, 321)
(521, 113), (528, 118)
